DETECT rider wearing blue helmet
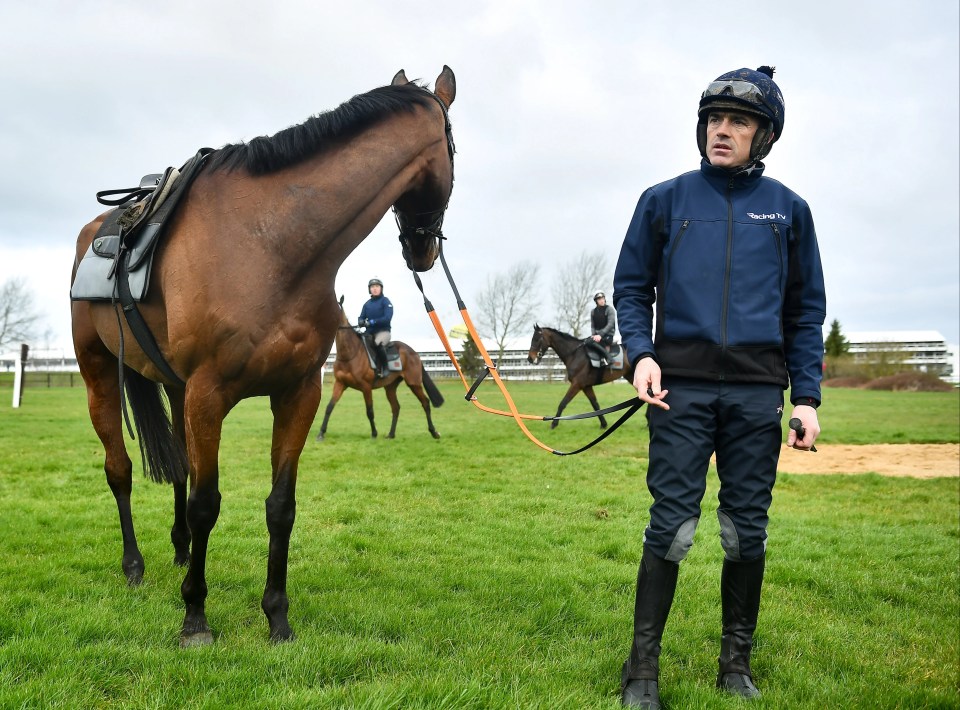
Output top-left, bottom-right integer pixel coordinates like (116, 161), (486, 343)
(613, 67), (825, 708)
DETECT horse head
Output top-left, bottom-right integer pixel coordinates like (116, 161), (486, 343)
(528, 324), (547, 364)
(392, 66), (457, 272)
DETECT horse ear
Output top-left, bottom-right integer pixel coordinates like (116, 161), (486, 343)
(392, 69), (408, 85)
(434, 65), (456, 107)
(338, 294), (344, 307)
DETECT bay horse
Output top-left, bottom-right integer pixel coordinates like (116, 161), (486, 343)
(70, 67), (456, 646)
(316, 305), (443, 441)
(528, 325), (633, 429)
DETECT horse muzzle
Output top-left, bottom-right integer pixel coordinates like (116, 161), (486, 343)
(399, 231), (440, 272)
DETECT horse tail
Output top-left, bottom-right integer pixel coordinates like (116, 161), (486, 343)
(421, 366), (444, 408)
(124, 367), (188, 485)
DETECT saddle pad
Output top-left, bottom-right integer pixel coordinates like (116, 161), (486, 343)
(70, 224), (162, 302)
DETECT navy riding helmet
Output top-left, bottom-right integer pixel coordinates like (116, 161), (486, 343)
(697, 66), (785, 163)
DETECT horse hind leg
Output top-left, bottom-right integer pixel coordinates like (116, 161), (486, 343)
(77, 346), (144, 585)
(165, 386), (190, 566)
(406, 382), (440, 440)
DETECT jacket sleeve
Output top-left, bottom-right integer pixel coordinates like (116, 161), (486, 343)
(784, 199), (827, 404)
(613, 188), (664, 361)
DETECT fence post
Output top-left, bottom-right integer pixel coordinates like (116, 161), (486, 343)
(12, 343), (29, 408)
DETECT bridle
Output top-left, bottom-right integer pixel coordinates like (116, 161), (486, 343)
(394, 85), (455, 259)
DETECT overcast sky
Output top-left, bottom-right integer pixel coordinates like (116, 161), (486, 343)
(1, 0), (957, 356)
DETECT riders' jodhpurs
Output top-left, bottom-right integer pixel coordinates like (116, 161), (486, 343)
(643, 377), (783, 562)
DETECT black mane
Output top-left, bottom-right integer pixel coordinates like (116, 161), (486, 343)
(543, 327), (580, 343)
(207, 84), (437, 175)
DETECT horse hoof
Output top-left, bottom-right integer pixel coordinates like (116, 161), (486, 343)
(315, 433), (324, 442)
(431, 431), (441, 440)
(173, 553), (189, 567)
(126, 572), (144, 587)
(386, 433), (395, 439)
(550, 422), (559, 430)
(179, 630), (214, 648)
(270, 629), (296, 644)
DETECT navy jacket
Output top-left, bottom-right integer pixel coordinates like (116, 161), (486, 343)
(359, 295), (393, 335)
(613, 160), (826, 404)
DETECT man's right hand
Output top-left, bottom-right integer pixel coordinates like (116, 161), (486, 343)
(634, 356), (669, 410)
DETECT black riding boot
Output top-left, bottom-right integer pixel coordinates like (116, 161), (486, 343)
(621, 547), (680, 709)
(374, 345), (387, 377)
(717, 554), (765, 699)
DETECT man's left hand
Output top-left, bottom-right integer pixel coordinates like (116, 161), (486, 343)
(787, 404), (820, 450)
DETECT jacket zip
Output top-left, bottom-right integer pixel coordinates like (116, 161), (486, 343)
(664, 219), (690, 308)
(719, 180), (735, 379)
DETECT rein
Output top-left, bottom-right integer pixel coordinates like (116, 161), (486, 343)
(406, 240), (644, 456)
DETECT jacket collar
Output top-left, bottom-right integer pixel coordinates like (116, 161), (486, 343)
(699, 158), (765, 190)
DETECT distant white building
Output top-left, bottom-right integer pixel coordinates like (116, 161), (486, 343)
(846, 330), (953, 380)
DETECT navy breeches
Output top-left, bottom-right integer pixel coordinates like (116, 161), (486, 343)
(643, 377), (784, 562)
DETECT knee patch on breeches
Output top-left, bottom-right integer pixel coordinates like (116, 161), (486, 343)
(663, 517), (699, 562)
(717, 509), (767, 561)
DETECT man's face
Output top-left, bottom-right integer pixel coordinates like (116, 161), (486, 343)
(595, 296), (606, 307)
(705, 110), (760, 168)
(370, 284), (382, 296)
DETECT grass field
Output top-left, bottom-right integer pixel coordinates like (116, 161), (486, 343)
(0, 380), (957, 709)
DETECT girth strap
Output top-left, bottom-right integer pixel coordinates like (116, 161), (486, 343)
(115, 247), (185, 387)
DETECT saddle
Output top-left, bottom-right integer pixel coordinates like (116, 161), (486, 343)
(70, 148), (213, 386)
(587, 343), (625, 370)
(360, 335), (401, 375)
(71, 148), (213, 303)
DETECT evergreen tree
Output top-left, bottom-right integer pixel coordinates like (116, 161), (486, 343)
(458, 332), (486, 379)
(824, 319), (850, 358)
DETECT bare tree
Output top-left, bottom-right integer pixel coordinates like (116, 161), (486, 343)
(475, 261), (541, 363)
(0, 278), (41, 353)
(552, 251), (611, 337)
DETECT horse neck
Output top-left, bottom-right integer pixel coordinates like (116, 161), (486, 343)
(335, 320), (364, 361)
(255, 111), (450, 279)
(544, 329), (582, 362)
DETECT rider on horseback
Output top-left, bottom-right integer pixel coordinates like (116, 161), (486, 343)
(586, 291), (617, 367)
(358, 277), (393, 377)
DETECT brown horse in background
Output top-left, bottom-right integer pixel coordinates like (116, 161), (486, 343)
(70, 67), (456, 646)
(528, 325), (633, 429)
(316, 304), (443, 441)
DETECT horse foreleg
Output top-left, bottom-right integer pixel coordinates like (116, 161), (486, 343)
(263, 376), (321, 643)
(165, 386), (190, 566)
(406, 382), (440, 439)
(551, 384), (581, 430)
(362, 387), (377, 438)
(384, 380), (401, 439)
(179, 383), (228, 648)
(582, 386), (608, 429)
(316, 380), (346, 441)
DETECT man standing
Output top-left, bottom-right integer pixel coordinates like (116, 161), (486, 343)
(358, 278), (393, 376)
(613, 66), (826, 708)
(588, 291), (617, 366)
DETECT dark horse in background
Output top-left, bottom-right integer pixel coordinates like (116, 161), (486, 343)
(70, 67), (456, 646)
(316, 303), (443, 441)
(528, 325), (633, 429)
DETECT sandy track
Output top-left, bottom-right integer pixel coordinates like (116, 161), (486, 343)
(777, 444), (959, 478)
